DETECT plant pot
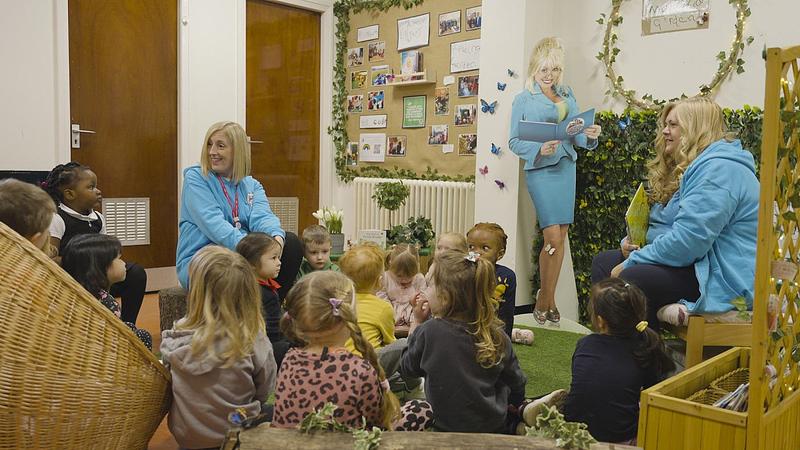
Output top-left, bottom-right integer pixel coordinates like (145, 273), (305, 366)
(330, 233), (345, 254)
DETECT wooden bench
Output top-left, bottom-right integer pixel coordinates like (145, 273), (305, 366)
(664, 315), (752, 368)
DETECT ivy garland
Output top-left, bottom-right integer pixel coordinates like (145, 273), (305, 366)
(597, 0), (754, 111)
(331, 0), (475, 183)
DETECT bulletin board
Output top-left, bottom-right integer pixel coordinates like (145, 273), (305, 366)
(340, 0), (482, 181)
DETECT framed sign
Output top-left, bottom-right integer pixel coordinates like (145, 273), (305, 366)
(397, 13), (430, 51)
(402, 95), (427, 128)
(450, 38), (480, 73)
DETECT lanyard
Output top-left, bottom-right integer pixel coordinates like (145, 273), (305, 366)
(216, 175), (240, 228)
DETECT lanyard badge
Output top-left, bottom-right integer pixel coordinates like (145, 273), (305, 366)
(216, 175), (240, 229)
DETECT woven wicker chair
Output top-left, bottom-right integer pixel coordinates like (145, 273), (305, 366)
(0, 222), (171, 449)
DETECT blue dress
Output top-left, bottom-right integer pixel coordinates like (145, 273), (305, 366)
(508, 83), (597, 228)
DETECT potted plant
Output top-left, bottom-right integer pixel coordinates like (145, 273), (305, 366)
(387, 216), (435, 249)
(312, 206), (345, 253)
(372, 181), (410, 229)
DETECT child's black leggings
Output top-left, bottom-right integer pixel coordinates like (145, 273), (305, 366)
(110, 261), (147, 324)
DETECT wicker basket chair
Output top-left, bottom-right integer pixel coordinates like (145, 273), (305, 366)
(0, 222), (171, 449)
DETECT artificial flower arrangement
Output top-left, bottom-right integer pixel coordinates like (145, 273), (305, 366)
(312, 206), (344, 234)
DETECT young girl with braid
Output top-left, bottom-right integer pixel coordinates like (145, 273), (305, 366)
(272, 271), (431, 431)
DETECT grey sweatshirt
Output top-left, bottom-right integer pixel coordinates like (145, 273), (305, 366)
(161, 325), (276, 449)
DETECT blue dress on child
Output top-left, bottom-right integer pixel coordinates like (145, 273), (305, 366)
(508, 83), (597, 228)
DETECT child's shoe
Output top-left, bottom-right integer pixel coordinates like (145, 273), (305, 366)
(511, 328), (534, 345)
(522, 389), (568, 427)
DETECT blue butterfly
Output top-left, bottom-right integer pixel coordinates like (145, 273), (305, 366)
(507, 68), (517, 78)
(480, 99), (498, 114)
(497, 82), (507, 91)
(490, 143), (502, 155)
(618, 115), (632, 131)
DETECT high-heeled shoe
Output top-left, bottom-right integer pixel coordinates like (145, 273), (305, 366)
(546, 308), (561, 323)
(532, 308), (547, 325)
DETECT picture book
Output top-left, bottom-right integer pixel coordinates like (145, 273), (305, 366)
(626, 182), (650, 247)
(518, 108), (595, 143)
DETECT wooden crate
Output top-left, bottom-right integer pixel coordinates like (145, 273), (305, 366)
(638, 347), (748, 450)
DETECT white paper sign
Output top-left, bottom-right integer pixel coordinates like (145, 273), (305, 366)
(443, 75), (455, 86)
(642, 0), (709, 34)
(357, 25), (379, 42)
(450, 39), (481, 73)
(442, 144), (454, 154)
(397, 13), (430, 50)
(360, 115), (388, 129)
(359, 133), (386, 162)
(358, 229), (387, 248)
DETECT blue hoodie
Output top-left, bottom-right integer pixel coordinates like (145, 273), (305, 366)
(624, 139), (759, 313)
(508, 83), (598, 171)
(176, 166), (285, 287)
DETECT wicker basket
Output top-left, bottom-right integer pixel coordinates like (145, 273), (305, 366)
(0, 222), (171, 449)
(711, 367), (749, 393)
(686, 387), (729, 406)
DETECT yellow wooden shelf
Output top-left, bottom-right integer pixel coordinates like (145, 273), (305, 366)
(385, 71), (436, 87)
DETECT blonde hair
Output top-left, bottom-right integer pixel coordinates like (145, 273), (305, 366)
(280, 271), (400, 428)
(435, 232), (468, 254)
(647, 97), (734, 204)
(339, 243), (384, 293)
(199, 121), (251, 183)
(179, 246), (265, 367)
(433, 250), (505, 368)
(525, 37), (565, 93)
(0, 179), (55, 239)
(386, 244), (420, 278)
(302, 224), (331, 246)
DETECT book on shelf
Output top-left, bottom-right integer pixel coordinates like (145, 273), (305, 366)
(400, 50), (422, 75)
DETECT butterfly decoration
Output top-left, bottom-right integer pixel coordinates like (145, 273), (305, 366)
(494, 179), (506, 189)
(618, 115), (632, 131)
(480, 99), (498, 114)
(479, 165), (489, 176)
(507, 68), (517, 78)
(490, 143), (502, 156)
(497, 81), (507, 91)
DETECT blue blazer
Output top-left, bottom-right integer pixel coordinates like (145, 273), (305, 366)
(508, 83), (597, 171)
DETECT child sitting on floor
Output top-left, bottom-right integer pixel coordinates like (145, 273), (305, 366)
(296, 224), (340, 281)
(424, 231), (468, 284)
(161, 246), (276, 449)
(236, 232), (292, 368)
(61, 234), (152, 350)
(561, 278), (675, 445)
(378, 244), (426, 337)
(0, 178), (55, 252)
(272, 271), (432, 430)
(467, 223), (517, 337)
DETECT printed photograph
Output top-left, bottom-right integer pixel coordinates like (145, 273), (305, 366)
(428, 124), (449, 145)
(347, 94), (363, 113)
(458, 75), (479, 97)
(368, 90), (385, 110)
(351, 70), (367, 90)
(434, 87), (449, 115)
(387, 135), (407, 156)
(347, 47), (364, 67)
(368, 41), (386, 62)
(458, 133), (478, 155)
(346, 142), (358, 166)
(438, 10), (461, 36)
(371, 65), (390, 86)
(454, 104), (477, 126)
(466, 6), (482, 31)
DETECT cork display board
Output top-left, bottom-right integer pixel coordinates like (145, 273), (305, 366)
(344, 0), (482, 178)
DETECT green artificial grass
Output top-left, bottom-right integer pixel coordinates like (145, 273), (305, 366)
(512, 326), (584, 398)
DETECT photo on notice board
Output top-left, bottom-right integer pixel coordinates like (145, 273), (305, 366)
(368, 41), (386, 62)
(458, 133), (478, 155)
(397, 13), (430, 50)
(351, 70), (367, 90)
(438, 10), (461, 36)
(454, 104), (477, 126)
(347, 95), (363, 114)
(450, 38), (481, 73)
(371, 65), (390, 86)
(387, 135), (407, 157)
(457, 75), (479, 97)
(428, 124), (449, 145)
(466, 6), (482, 31)
(368, 90), (385, 110)
(434, 87), (450, 115)
(346, 142), (358, 166)
(402, 95), (427, 128)
(359, 133), (386, 163)
(347, 47), (364, 67)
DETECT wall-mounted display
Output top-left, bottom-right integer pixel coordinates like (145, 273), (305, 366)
(371, 65), (390, 86)
(368, 41), (386, 62)
(402, 95), (427, 128)
(458, 133), (477, 155)
(359, 133), (386, 162)
(466, 6), (481, 31)
(351, 71), (367, 89)
(360, 114), (387, 129)
(368, 90), (385, 110)
(434, 87), (450, 115)
(438, 10), (461, 36)
(429, 125), (448, 144)
(387, 135), (407, 156)
(347, 95), (363, 113)
(458, 75), (479, 97)
(357, 24), (379, 42)
(397, 13), (430, 50)
(347, 47), (364, 66)
(346, 142), (359, 166)
(450, 38), (480, 73)
(454, 104), (476, 126)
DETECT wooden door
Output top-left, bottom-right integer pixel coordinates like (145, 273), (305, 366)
(69, 0), (178, 268)
(246, 1), (320, 234)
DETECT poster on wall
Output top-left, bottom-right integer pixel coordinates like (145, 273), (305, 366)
(403, 95), (427, 128)
(642, 0), (710, 35)
(357, 24), (379, 42)
(465, 6), (481, 31)
(450, 39), (480, 73)
(360, 114), (387, 129)
(359, 133), (386, 162)
(387, 136), (407, 157)
(397, 13), (430, 51)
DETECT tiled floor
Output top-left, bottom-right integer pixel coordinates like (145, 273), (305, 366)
(138, 293), (177, 450)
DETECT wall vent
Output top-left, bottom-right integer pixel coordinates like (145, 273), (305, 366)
(269, 197), (299, 235)
(102, 197), (150, 246)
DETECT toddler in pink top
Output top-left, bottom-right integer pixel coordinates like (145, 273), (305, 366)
(378, 244), (426, 337)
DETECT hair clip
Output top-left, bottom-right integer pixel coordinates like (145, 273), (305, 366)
(465, 251), (479, 262)
(624, 282), (630, 288)
(635, 321), (648, 333)
(380, 378), (390, 392)
(329, 297), (343, 316)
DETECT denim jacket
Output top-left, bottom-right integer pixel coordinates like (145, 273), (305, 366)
(508, 83), (597, 171)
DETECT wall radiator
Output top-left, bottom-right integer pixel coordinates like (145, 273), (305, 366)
(354, 177), (475, 238)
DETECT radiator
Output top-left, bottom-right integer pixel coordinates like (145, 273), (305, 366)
(354, 177), (475, 237)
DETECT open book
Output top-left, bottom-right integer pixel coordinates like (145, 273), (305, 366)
(626, 183), (649, 248)
(518, 109), (595, 143)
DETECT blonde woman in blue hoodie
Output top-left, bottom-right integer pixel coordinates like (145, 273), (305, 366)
(176, 121), (302, 295)
(593, 97), (759, 330)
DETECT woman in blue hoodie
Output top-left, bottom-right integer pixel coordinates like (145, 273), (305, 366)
(176, 121), (302, 295)
(592, 97), (759, 329)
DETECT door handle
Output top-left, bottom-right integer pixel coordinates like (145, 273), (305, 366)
(71, 124), (96, 149)
(247, 136), (264, 144)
